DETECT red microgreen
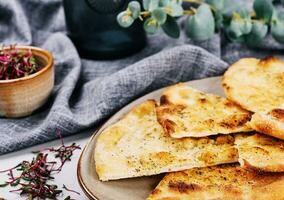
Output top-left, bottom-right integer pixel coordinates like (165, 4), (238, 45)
(0, 45), (42, 80)
(0, 131), (81, 200)
(62, 184), (80, 195)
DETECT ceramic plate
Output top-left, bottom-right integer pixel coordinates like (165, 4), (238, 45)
(77, 76), (224, 200)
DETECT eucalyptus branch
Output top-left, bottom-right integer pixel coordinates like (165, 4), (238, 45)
(183, 10), (195, 15)
(182, 0), (203, 4)
(117, 0), (284, 45)
(140, 11), (151, 17)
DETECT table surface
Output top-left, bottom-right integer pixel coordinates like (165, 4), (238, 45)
(0, 128), (96, 200)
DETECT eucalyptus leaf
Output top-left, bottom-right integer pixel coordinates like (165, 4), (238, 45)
(142, 0), (150, 10)
(222, 0), (242, 18)
(239, 9), (250, 19)
(242, 20), (252, 34)
(168, 0), (182, 5)
(152, 8), (167, 25)
(277, 10), (284, 21)
(168, 2), (184, 17)
(226, 13), (252, 40)
(271, 18), (284, 43)
(205, 0), (224, 10)
(240, 10), (253, 34)
(117, 11), (134, 28)
(245, 21), (268, 46)
(186, 4), (215, 41)
(226, 20), (243, 39)
(159, 0), (170, 7)
(143, 0), (159, 11)
(270, 10), (284, 43)
(174, 0), (183, 5)
(128, 1), (141, 19)
(117, 0), (284, 47)
(144, 18), (159, 34)
(214, 11), (223, 30)
(225, 33), (245, 42)
(253, 0), (274, 22)
(162, 15), (180, 38)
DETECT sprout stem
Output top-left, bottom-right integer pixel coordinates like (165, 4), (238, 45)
(0, 131), (81, 200)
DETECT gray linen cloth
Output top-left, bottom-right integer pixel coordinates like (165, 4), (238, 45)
(0, 0), (284, 155)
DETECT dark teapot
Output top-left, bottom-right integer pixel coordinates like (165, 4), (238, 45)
(63, 0), (146, 60)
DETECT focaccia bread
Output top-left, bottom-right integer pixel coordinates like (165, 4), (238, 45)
(222, 57), (284, 139)
(147, 164), (284, 200)
(156, 83), (252, 138)
(235, 133), (284, 172)
(94, 100), (238, 181)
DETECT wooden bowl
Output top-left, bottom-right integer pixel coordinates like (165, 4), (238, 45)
(0, 46), (54, 118)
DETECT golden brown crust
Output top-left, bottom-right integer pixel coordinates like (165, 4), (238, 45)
(222, 57), (284, 113)
(160, 95), (172, 105)
(168, 181), (202, 193)
(146, 164), (284, 200)
(219, 114), (252, 129)
(95, 100), (238, 181)
(222, 57), (284, 140)
(159, 119), (177, 136)
(250, 112), (284, 140)
(242, 159), (284, 173)
(258, 56), (280, 66)
(157, 84), (252, 138)
(269, 109), (284, 122)
(235, 133), (284, 172)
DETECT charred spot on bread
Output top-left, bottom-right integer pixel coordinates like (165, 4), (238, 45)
(269, 109), (284, 121)
(259, 56), (279, 66)
(168, 181), (202, 193)
(161, 119), (177, 136)
(150, 188), (161, 195)
(160, 95), (171, 105)
(157, 84), (252, 138)
(219, 114), (252, 129)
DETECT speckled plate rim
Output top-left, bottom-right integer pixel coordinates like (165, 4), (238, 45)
(77, 76), (224, 200)
(77, 133), (99, 200)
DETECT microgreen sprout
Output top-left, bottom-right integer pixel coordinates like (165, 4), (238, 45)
(0, 45), (42, 80)
(0, 131), (81, 200)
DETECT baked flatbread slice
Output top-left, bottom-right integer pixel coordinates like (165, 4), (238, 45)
(250, 109), (284, 140)
(222, 57), (284, 139)
(156, 83), (252, 138)
(95, 100), (238, 181)
(235, 133), (284, 172)
(147, 164), (284, 200)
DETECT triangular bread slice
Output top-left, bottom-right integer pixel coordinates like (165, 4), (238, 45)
(147, 164), (284, 200)
(156, 83), (252, 138)
(95, 100), (238, 181)
(222, 57), (284, 140)
(250, 109), (284, 140)
(235, 133), (284, 172)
